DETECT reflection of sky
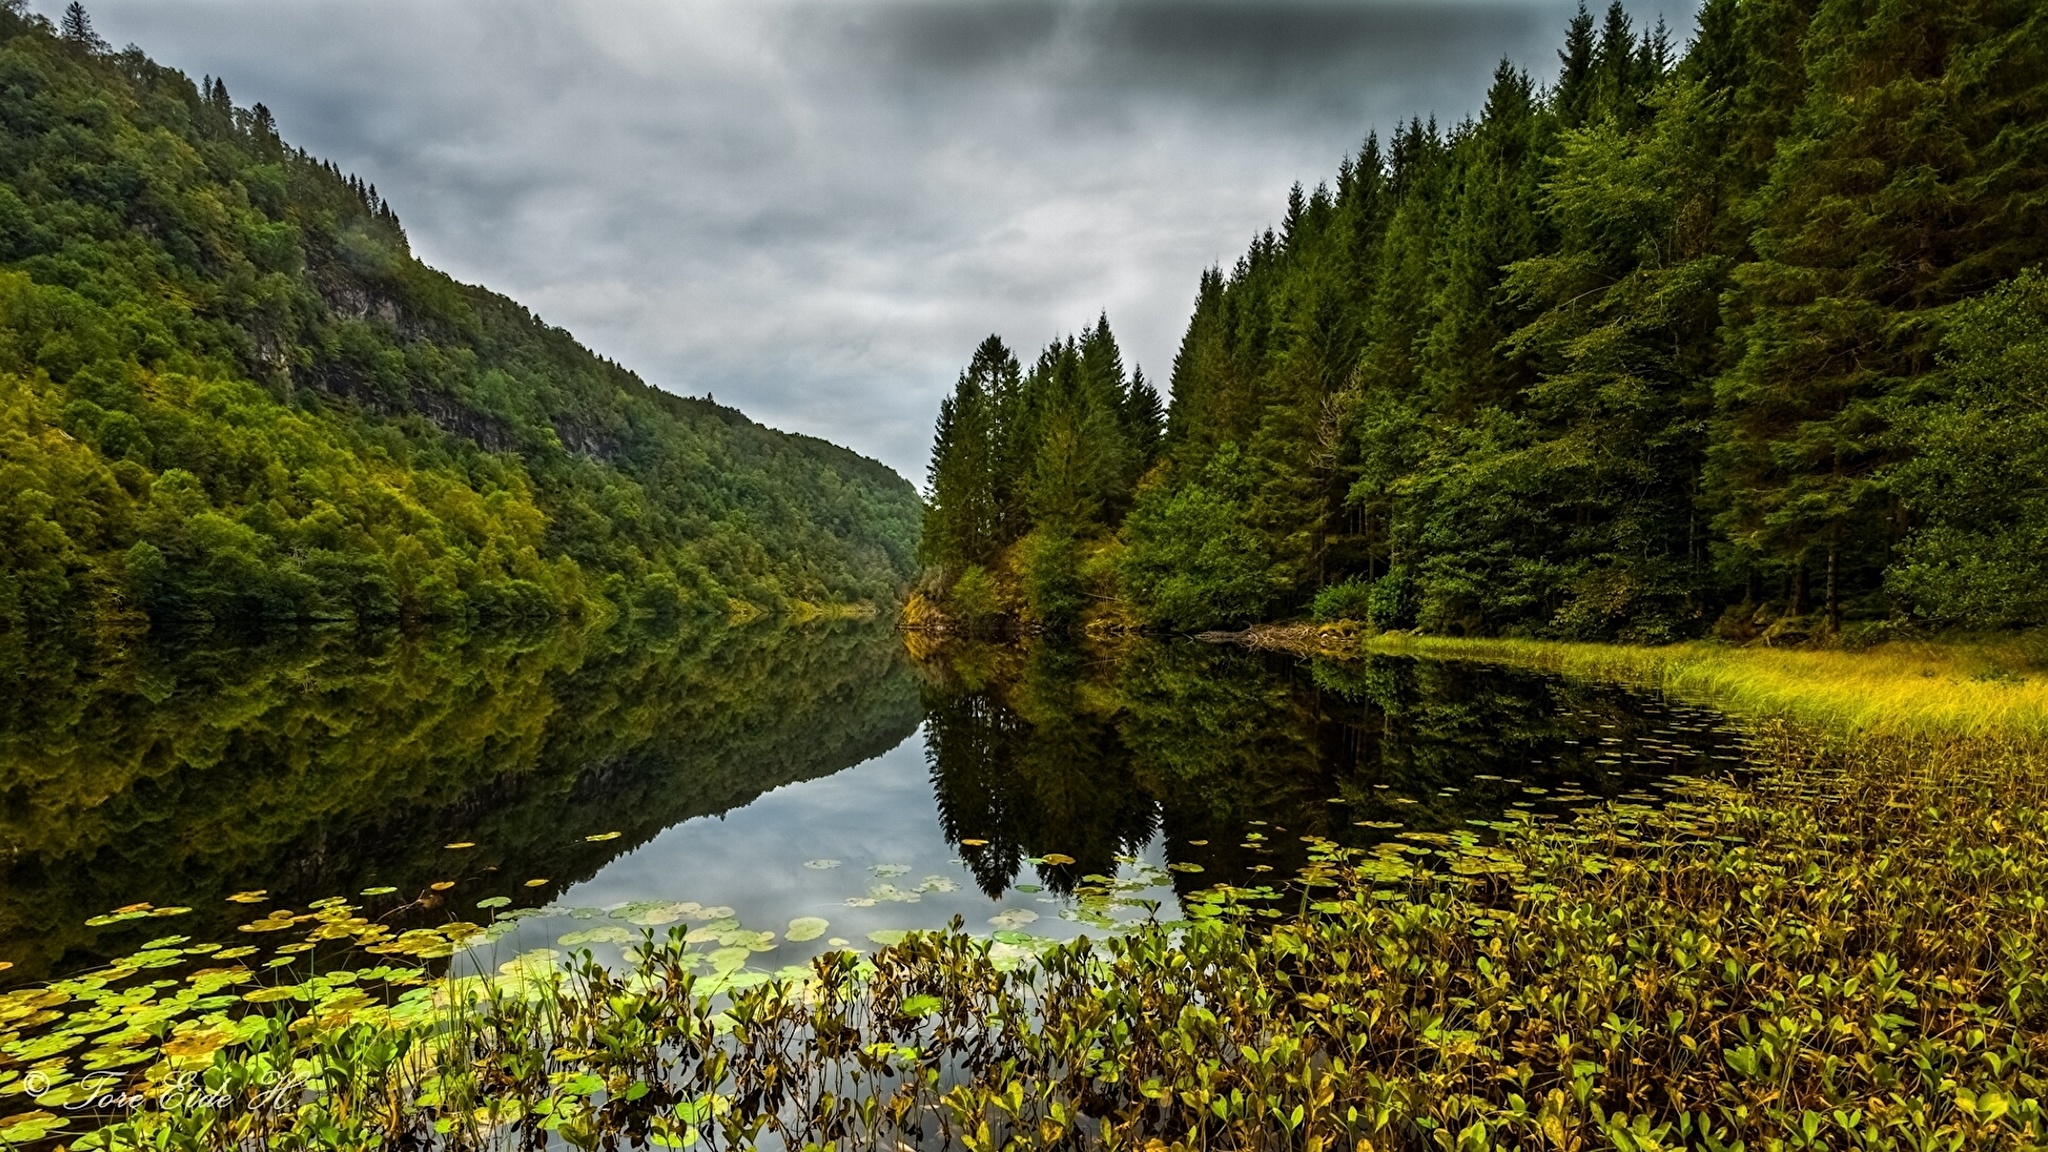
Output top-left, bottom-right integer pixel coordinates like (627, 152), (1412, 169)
(472, 723), (1173, 972)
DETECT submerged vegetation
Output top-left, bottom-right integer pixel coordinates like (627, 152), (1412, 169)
(917, 0), (2048, 640)
(0, 5), (919, 627)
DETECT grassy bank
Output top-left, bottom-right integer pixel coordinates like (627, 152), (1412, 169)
(8, 638), (2048, 1149)
(1225, 622), (2048, 740)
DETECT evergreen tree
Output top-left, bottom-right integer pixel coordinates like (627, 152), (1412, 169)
(59, 3), (101, 51)
(1710, 0), (2048, 627)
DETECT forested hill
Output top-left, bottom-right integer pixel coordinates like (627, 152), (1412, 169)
(920, 0), (2048, 643)
(0, 5), (921, 627)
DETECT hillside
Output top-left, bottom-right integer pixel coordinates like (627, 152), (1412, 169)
(919, 0), (2048, 642)
(0, 5), (921, 626)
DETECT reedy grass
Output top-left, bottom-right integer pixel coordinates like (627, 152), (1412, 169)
(1247, 623), (2048, 741)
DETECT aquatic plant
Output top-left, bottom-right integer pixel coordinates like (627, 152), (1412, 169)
(5, 718), (2044, 1149)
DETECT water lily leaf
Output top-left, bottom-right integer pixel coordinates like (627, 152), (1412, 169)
(475, 896), (512, 910)
(558, 926), (635, 948)
(243, 985), (301, 1004)
(524, 879), (549, 888)
(585, 831), (623, 842)
(429, 881), (455, 892)
(625, 902), (695, 927)
(803, 859), (841, 870)
(226, 890), (268, 904)
(708, 947), (750, 972)
(1041, 853), (1076, 866)
(899, 994), (943, 1016)
(497, 950), (561, 980)
(866, 930), (907, 946)
(445, 842), (476, 850)
(785, 917), (829, 942)
(988, 909), (1040, 930)
(0, 1111), (63, 1143)
(959, 838), (989, 847)
(873, 864), (910, 878)
(827, 937), (850, 947)
(360, 886), (398, 896)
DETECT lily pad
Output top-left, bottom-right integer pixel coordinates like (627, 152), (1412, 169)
(803, 859), (841, 870)
(585, 831), (623, 843)
(785, 917), (829, 942)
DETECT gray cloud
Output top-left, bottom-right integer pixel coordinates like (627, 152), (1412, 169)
(65, 0), (1695, 481)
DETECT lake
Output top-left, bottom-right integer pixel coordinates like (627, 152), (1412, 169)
(0, 621), (1752, 987)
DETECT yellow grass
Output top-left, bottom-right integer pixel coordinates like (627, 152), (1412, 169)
(1346, 630), (2048, 740)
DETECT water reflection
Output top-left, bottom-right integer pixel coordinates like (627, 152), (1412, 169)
(0, 620), (919, 982)
(918, 638), (1749, 898)
(0, 624), (1748, 987)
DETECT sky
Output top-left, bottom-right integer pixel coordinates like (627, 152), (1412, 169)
(63, 0), (1695, 483)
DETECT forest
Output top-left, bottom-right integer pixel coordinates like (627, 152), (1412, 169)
(0, 4), (922, 627)
(920, 0), (2048, 642)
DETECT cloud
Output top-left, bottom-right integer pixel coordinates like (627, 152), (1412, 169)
(67, 0), (1696, 481)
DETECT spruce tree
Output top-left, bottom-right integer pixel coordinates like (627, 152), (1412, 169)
(1711, 0), (2048, 626)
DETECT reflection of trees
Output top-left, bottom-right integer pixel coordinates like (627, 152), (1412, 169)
(918, 638), (1734, 900)
(924, 644), (1153, 897)
(0, 620), (919, 982)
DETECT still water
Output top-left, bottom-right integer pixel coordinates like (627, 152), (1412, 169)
(0, 620), (1751, 985)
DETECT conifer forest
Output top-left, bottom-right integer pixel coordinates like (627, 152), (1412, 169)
(920, 0), (2048, 641)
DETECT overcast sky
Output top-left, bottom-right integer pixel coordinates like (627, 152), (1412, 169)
(65, 0), (1694, 483)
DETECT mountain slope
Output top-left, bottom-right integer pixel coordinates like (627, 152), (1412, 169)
(0, 6), (920, 625)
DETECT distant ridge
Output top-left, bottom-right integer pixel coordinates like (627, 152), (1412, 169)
(0, 4), (920, 625)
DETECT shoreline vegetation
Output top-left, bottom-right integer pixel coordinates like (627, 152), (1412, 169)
(1202, 622), (2048, 741)
(3, 633), (2043, 1150)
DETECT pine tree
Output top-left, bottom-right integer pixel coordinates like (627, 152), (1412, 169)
(60, 2), (102, 50)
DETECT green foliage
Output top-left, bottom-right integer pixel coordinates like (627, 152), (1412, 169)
(1308, 577), (1372, 623)
(919, 320), (1162, 630)
(1118, 445), (1275, 630)
(920, 0), (2048, 638)
(946, 563), (1001, 623)
(0, 11), (919, 626)
(1887, 270), (2048, 627)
